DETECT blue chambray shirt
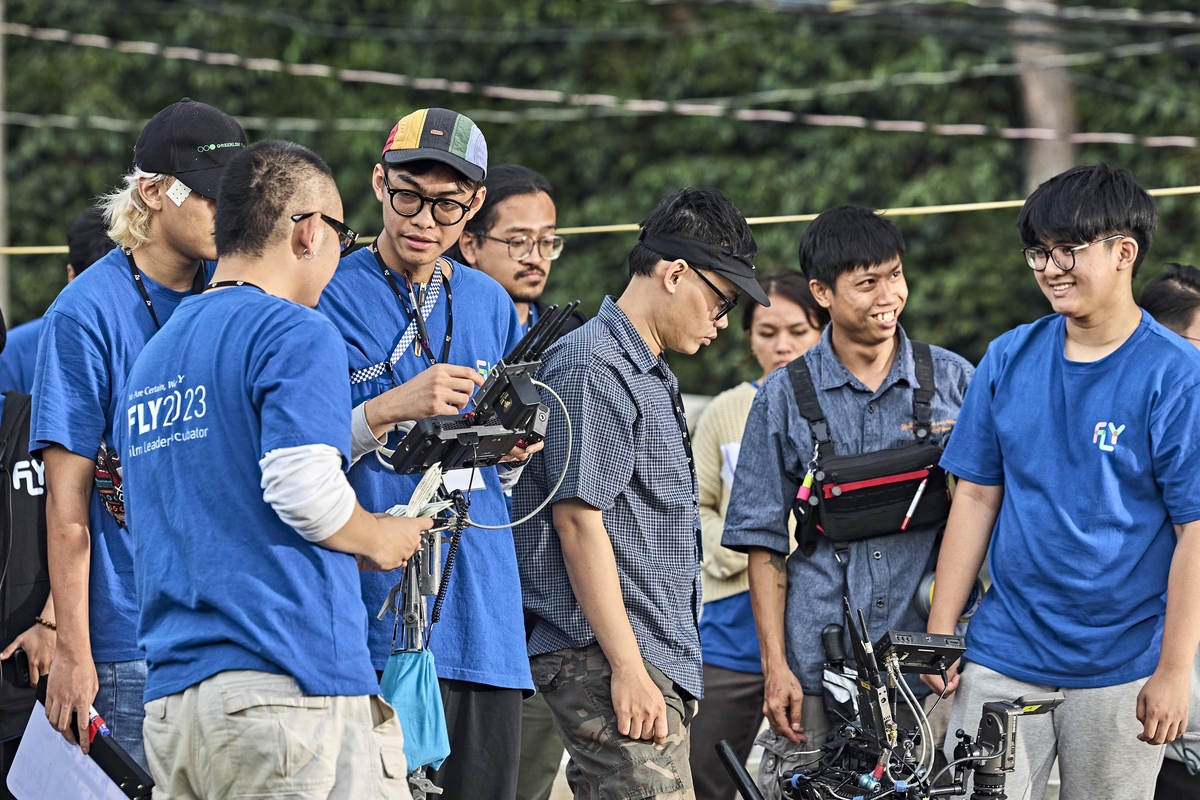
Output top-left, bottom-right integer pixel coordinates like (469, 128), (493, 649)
(514, 297), (705, 697)
(722, 325), (974, 693)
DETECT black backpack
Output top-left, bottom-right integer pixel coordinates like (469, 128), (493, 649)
(0, 392), (49, 740)
(788, 343), (951, 556)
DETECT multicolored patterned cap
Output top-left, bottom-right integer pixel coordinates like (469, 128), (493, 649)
(381, 108), (488, 182)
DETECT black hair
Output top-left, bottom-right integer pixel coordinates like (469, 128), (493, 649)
(742, 268), (830, 333)
(1140, 263), (1200, 333)
(798, 206), (905, 289)
(384, 159), (483, 194)
(1017, 163), (1158, 277)
(446, 164), (553, 263)
(629, 187), (756, 277)
(216, 140), (334, 258)
(66, 205), (116, 274)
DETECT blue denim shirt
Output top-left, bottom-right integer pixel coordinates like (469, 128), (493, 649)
(722, 325), (973, 693)
(514, 297), (704, 697)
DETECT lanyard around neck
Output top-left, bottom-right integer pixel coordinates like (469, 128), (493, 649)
(125, 249), (206, 330)
(371, 244), (453, 367)
(207, 280), (266, 293)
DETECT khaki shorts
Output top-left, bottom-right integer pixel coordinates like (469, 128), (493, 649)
(530, 644), (695, 800)
(143, 670), (410, 800)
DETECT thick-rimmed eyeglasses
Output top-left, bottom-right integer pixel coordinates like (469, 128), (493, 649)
(1023, 234), (1126, 272)
(382, 173), (476, 226)
(291, 212), (359, 255)
(480, 234), (565, 262)
(689, 265), (739, 320)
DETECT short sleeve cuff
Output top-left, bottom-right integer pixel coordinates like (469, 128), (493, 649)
(721, 528), (790, 555)
(938, 456), (1004, 487)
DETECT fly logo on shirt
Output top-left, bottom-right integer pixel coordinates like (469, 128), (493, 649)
(11, 460), (44, 497)
(476, 359), (491, 378)
(1092, 422), (1126, 452)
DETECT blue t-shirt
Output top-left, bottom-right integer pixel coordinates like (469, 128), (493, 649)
(318, 248), (532, 691)
(30, 249), (210, 662)
(119, 287), (378, 702)
(699, 591), (761, 674)
(0, 317), (44, 394)
(941, 312), (1200, 688)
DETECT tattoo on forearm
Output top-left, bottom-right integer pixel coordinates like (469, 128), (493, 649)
(768, 551), (786, 577)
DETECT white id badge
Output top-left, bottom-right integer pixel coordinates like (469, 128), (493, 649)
(442, 468), (485, 495)
(166, 180), (193, 207)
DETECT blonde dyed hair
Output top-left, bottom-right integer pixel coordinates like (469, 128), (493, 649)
(98, 170), (174, 250)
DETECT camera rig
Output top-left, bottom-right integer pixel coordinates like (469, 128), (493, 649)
(389, 302), (580, 474)
(719, 599), (1064, 800)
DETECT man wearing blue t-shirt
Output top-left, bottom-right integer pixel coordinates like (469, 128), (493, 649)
(0, 207), (115, 395)
(926, 164), (1200, 800)
(122, 139), (428, 799)
(318, 108), (539, 800)
(31, 98), (245, 767)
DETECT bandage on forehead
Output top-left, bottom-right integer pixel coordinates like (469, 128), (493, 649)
(165, 179), (192, 207)
(637, 230), (755, 275)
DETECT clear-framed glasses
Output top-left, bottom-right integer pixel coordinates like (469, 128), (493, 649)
(480, 234), (566, 262)
(382, 173), (476, 226)
(689, 265), (739, 320)
(291, 212), (359, 255)
(1022, 234), (1126, 272)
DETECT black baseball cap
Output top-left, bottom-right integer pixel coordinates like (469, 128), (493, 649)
(134, 98), (246, 199)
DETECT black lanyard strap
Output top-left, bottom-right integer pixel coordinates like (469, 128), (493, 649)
(207, 280), (266, 293)
(371, 244), (453, 367)
(125, 249), (206, 330)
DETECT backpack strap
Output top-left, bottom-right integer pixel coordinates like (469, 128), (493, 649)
(786, 356), (834, 461)
(0, 392), (31, 464)
(910, 341), (935, 441)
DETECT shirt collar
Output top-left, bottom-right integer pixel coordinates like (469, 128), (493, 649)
(598, 296), (661, 374)
(811, 323), (916, 394)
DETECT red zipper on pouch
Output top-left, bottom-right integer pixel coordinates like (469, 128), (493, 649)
(823, 468), (931, 500)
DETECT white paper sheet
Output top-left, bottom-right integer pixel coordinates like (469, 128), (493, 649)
(7, 701), (129, 800)
(442, 467), (485, 495)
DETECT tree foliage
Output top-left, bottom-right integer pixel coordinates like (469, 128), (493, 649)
(8, 0), (1200, 393)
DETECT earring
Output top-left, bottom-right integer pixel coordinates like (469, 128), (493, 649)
(303, 249), (315, 260)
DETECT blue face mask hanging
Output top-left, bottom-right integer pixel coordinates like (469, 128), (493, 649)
(379, 648), (450, 771)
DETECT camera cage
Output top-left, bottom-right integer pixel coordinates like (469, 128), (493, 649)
(718, 600), (1064, 800)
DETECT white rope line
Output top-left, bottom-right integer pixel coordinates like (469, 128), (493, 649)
(7, 21), (1200, 115)
(2, 107), (1197, 155)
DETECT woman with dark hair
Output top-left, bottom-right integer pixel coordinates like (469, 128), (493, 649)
(688, 269), (829, 800)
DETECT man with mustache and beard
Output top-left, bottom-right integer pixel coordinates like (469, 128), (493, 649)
(455, 164), (585, 338)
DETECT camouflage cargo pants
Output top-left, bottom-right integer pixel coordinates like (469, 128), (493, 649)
(529, 644), (696, 800)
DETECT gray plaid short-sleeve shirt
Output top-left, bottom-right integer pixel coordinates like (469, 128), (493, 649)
(514, 297), (704, 697)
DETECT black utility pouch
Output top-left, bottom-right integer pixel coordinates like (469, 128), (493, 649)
(787, 343), (950, 556)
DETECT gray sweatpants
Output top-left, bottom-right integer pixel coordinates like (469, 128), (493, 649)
(946, 662), (1164, 800)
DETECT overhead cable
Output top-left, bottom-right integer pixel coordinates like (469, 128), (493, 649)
(5, 109), (1194, 153)
(7, 22), (1200, 117)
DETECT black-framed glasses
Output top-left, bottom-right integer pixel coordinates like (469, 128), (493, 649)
(480, 234), (566, 262)
(382, 173), (476, 226)
(689, 265), (739, 320)
(291, 212), (359, 255)
(1022, 234), (1126, 272)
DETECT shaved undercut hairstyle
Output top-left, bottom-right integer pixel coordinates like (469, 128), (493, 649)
(216, 140), (335, 258)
